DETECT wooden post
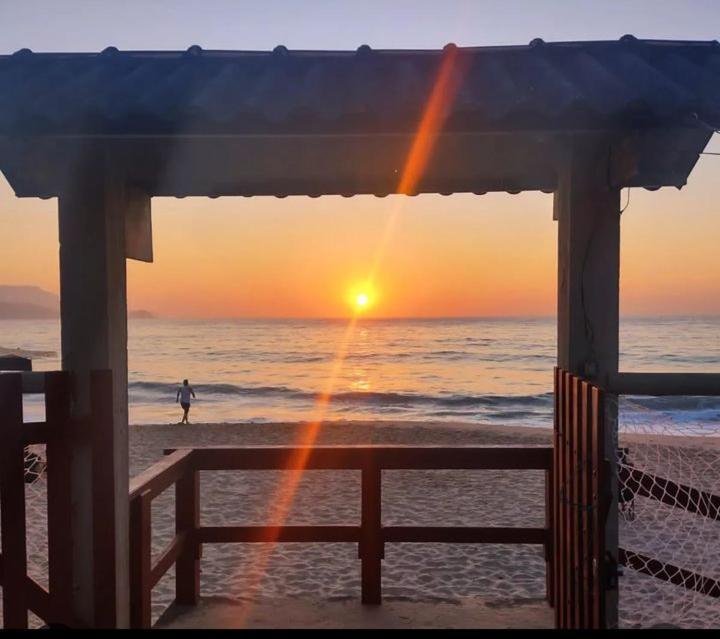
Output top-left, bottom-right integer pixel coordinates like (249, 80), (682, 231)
(45, 372), (75, 626)
(555, 138), (620, 629)
(129, 491), (152, 629)
(360, 463), (382, 605)
(57, 152), (149, 627)
(175, 470), (200, 605)
(0, 373), (28, 629)
(545, 464), (554, 607)
(90, 370), (118, 627)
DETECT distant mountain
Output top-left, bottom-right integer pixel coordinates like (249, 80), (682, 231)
(0, 285), (157, 319)
(129, 310), (156, 319)
(0, 302), (58, 319)
(0, 285), (59, 311)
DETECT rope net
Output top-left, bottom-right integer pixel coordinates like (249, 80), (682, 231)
(616, 397), (720, 629)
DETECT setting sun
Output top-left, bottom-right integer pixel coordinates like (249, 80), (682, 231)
(346, 283), (377, 314)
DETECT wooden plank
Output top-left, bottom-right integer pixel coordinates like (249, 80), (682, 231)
(580, 381), (593, 630)
(0, 356), (32, 371)
(553, 368), (563, 629)
(608, 372), (720, 397)
(383, 527), (547, 544)
(151, 533), (186, 589)
(0, 373), (29, 628)
(571, 376), (583, 629)
(45, 372), (75, 626)
(591, 386), (606, 629)
(196, 526), (361, 544)
(21, 421), (51, 445)
(90, 370), (118, 627)
(564, 371), (574, 629)
(129, 490), (152, 629)
(189, 445), (552, 471)
(545, 465), (554, 607)
(0, 554), (52, 626)
(618, 466), (720, 520)
(175, 471), (200, 605)
(124, 186), (153, 263)
(619, 548), (720, 598)
(20, 371), (45, 394)
(129, 449), (194, 500)
(361, 464), (382, 605)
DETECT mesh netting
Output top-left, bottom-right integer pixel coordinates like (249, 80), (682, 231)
(616, 398), (720, 629)
(0, 444), (49, 629)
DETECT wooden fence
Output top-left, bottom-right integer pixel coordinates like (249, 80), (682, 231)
(0, 369), (113, 629)
(552, 368), (611, 630)
(128, 444), (554, 628)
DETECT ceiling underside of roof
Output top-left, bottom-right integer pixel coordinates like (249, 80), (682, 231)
(0, 38), (717, 197)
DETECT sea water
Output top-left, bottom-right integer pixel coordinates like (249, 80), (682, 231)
(2, 316), (719, 430)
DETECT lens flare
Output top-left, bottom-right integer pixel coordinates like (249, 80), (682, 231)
(232, 46), (468, 626)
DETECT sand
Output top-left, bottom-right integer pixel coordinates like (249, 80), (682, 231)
(5, 419), (719, 628)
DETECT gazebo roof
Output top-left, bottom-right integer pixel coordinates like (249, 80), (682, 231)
(0, 37), (718, 197)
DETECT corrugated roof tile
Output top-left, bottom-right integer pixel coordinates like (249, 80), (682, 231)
(0, 38), (719, 135)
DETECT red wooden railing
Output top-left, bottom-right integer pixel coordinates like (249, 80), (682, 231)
(552, 368), (611, 630)
(128, 444), (554, 628)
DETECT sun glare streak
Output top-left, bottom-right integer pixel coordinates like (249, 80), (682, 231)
(233, 47), (467, 625)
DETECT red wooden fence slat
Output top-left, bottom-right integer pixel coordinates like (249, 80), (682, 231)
(45, 371), (75, 626)
(580, 381), (592, 629)
(551, 369), (607, 631)
(591, 385), (605, 629)
(553, 368), (567, 628)
(563, 370), (574, 629)
(0, 373), (29, 629)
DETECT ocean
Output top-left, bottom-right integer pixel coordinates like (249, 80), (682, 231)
(2, 316), (719, 431)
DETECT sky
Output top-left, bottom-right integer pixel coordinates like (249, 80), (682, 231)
(0, 0), (719, 318)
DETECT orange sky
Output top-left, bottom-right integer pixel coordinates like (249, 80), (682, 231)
(1, 144), (719, 319)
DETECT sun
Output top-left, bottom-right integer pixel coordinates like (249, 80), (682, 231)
(347, 283), (376, 314)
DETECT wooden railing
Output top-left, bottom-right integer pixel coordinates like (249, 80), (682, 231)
(0, 370), (115, 629)
(128, 445), (554, 628)
(552, 369), (610, 630)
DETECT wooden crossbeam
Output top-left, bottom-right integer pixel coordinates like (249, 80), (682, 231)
(619, 548), (720, 598)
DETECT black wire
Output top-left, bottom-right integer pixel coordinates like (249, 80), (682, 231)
(620, 188), (631, 214)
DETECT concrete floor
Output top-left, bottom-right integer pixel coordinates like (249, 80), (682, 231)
(155, 596), (554, 629)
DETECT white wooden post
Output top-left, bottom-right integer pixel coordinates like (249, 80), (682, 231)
(555, 138), (621, 628)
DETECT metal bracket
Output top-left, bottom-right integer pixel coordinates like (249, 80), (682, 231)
(604, 551), (623, 590)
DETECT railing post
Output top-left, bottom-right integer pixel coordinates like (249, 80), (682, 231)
(0, 373), (28, 629)
(360, 461), (382, 605)
(45, 372), (75, 626)
(545, 465), (554, 607)
(175, 468), (200, 605)
(129, 490), (152, 628)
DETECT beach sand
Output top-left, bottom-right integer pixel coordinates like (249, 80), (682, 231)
(6, 419), (718, 628)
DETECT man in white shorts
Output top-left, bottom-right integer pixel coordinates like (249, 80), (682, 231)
(176, 379), (196, 424)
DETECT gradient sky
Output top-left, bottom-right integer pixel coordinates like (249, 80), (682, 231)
(1, 0), (718, 318)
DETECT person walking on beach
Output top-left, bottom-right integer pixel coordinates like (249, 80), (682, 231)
(176, 379), (196, 424)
